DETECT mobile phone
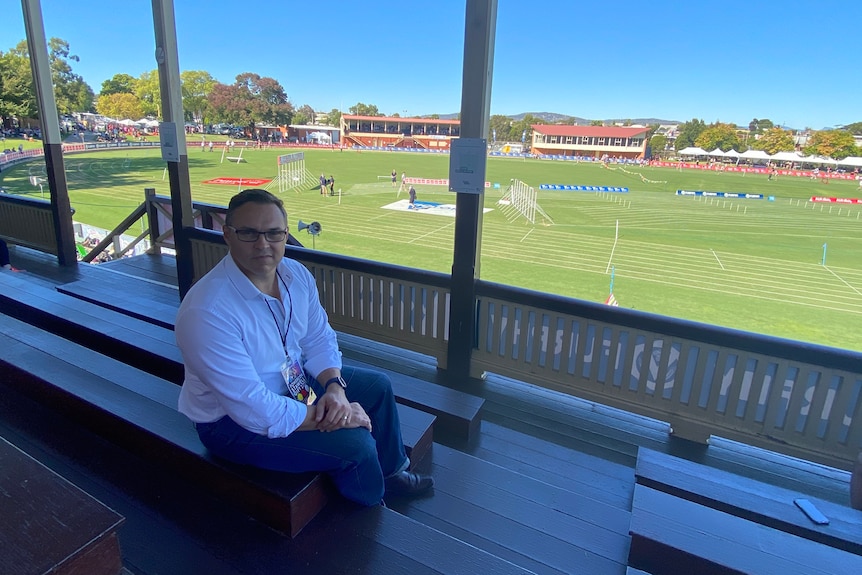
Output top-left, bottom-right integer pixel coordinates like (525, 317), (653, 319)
(794, 498), (829, 525)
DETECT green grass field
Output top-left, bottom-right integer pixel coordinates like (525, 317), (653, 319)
(3, 143), (862, 350)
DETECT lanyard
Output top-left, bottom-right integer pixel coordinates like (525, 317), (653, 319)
(265, 272), (292, 350)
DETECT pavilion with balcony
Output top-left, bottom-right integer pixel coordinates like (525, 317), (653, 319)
(1, 2), (861, 574)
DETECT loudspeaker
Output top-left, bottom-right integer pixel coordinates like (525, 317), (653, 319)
(297, 220), (321, 235)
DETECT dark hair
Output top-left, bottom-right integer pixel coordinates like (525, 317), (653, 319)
(225, 188), (286, 226)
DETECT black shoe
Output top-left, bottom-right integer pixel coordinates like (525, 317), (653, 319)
(384, 471), (434, 496)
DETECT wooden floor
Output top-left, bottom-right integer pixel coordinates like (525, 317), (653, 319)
(0, 247), (857, 575)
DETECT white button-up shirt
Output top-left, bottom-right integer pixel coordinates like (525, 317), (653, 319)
(176, 254), (341, 437)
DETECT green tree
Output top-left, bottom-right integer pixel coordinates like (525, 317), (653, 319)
(509, 114), (543, 144)
(293, 104), (315, 125)
(207, 73), (293, 128)
(752, 127), (795, 155)
(181, 70), (215, 124)
(648, 134), (667, 156)
(803, 130), (857, 159)
(325, 108), (342, 127)
(136, 70), (161, 117)
(590, 119), (604, 126)
(0, 48), (39, 123)
(95, 92), (144, 120)
(47, 38), (94, 113)
(489, 114), (512, 141)
(100, 73), (138, 96)
(841, 122), (862, 134)
(695, 122), (741, 152)
(349, 102), (381, 116)
(674, 118), (706, 150)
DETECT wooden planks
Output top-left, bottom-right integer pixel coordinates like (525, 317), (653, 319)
(629, 484), (862, 575)
(0, 435), (125, 575)
(634, 448), (862, 555)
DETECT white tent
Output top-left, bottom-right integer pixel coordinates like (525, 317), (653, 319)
(708, 148), (726, 157)
(118, 119), (137, 126)
(837, 156), (862, 167)
(740, 149), (771, 160)
(678, 146), (708, 156)
(770, 151), (805, 162)
(723, 149), (741, 158)
(804, 155), (838, 165)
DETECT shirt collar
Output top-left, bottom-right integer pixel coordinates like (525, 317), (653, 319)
(223, 254), (294, 300)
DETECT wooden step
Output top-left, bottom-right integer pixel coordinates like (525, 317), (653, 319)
(628, 484), (862, 575)
(0, 435), (124, 575)
(0, 314), (433, 538)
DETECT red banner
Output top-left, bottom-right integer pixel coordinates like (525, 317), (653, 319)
(810, 196), (862, 204)
(203, 177), (271, 186)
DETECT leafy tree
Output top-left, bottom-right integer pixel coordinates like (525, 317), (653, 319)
(674, 118), (706, 150)
(349, 102), (381, 116)
(293, 104), (315, 125)
(136, 70), (161, 117)
(100, 73), (137, 96)
(803, 129), (857, 159)
(841, 122), (862, 135)
(96, 92), (144, 120)
(207, 73), (293, 128)
(0, 48), (39, 123)
(590, 119), (604, 126)
(0, 38), (94, 119)
(489, 114), (512, 141)
(695, 122), (741, 152)
(510, 114), (543, 144)
(751, 127), (795, 155)
(325, 108), (342, 127)
(181, 70), (215, 124)
(648, 134), (667, 155)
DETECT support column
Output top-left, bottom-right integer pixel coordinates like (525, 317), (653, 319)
(446, 0), (497, 382)
(152, 0), (195, 298)
(21, 0), (77, 266)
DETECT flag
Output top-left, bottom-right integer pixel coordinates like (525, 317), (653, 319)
(521, 129), (527, 142)
(604, 293), (619, 307)
(492, 129), (496, 143)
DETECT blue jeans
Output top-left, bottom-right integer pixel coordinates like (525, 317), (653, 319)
(195, 366), (408, 506)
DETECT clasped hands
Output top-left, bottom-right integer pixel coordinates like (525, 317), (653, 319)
(314, 387), (372, 433)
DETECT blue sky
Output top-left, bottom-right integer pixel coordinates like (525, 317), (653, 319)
(2, 0), (859, 130)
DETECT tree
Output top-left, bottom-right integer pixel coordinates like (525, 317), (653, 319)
(0, 47), (39, 123)
(803, 129), (857, 159)
(695, 122), (741, 152)
(96, 92), (144, 120)
(349, 102), (381, 116)
(293, 104), (315, 125)
(841, 122), (862, 135)
(590, 119), (604, 126)
(751, 127), (795, 155)
(180, 70), (215, 124)
(325, 108), (342, 127)
(136, 70), (161, 117)
(207, 73), (293, 128)
(674, 118), (706, 150)
(489, 114), (512, 142)
(648, 134), (667, 155)
(100, 73), (137, 96)
(0, 38), (94, 119)
(47, 38), (94, 113)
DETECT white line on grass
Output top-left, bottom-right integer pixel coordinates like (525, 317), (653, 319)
(823, 266), (862, 298)
(408, 222), (454, 244)
(520, 229), (534, 242)
(711, 249), (725, 270)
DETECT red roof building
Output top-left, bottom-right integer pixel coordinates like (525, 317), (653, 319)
(530, 124), (650, 159)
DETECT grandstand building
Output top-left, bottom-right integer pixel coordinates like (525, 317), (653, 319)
(530, 125), (650, 159)
(340, 114), (460, 150)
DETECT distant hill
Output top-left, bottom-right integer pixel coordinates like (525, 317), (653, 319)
(438, 112), (679, 125)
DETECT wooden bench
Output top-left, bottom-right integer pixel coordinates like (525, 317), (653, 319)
(628, 484), (862, 575)
(0, 313), (434, 537)
(43, 270), (483, 439)
(0, 435), (125, 575)
(634, 448), (862, 555)
(0, 194), (58, 256)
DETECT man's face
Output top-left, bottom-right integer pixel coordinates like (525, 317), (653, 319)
(224, 201), (287, 282)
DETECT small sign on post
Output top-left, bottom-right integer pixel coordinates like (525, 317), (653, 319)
(159, 121), (179, 163)
(449, 138), (487, 194)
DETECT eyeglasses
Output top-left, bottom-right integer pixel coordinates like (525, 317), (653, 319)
(225, 226), (288, 243)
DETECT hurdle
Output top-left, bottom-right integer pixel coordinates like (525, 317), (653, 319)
(221, 146), (245, 164)
(277, 152), (317, 193)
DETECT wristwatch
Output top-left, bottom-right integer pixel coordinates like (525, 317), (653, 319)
(324, 375), (348, 391)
